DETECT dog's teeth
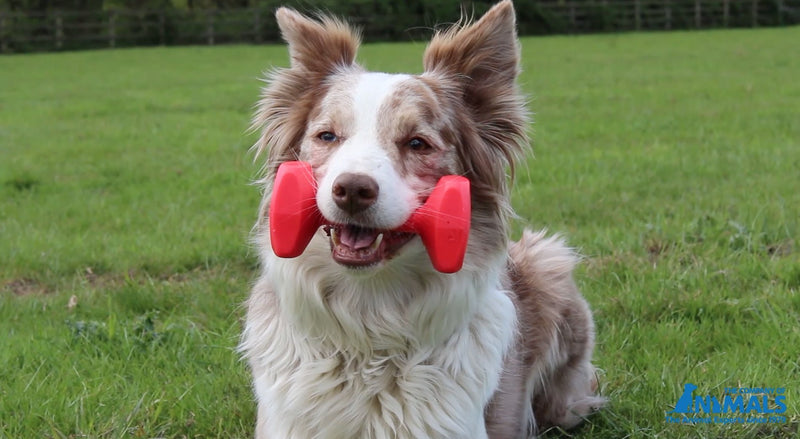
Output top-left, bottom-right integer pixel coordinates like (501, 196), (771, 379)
(331, 228), (341, 245)
(371, 233), (384, 250)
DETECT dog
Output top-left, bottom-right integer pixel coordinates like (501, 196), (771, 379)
(240, 1), (605, 438)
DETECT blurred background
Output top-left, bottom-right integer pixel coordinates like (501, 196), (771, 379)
(2, 0), (799, 53)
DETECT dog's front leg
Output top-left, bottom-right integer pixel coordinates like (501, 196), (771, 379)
(469, 418), (491, 439)
(254, 400), (271, 439)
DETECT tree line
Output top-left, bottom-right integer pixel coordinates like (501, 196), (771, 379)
(1, 0), (798, 53)
(3, 0), (501, 14)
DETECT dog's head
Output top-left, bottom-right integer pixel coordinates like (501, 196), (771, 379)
(253, 0), (528, 273)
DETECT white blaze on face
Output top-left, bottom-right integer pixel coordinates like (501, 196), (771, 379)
(316, 72), (417, 228)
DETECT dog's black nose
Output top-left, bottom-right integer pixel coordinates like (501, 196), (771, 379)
(332, 173), (379, 215)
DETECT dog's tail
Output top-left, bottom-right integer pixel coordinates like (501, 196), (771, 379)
(508, 229), (606, 434)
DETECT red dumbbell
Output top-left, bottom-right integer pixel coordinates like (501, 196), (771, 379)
(267, 161), (324, 260)
(268, 161), (471, 273)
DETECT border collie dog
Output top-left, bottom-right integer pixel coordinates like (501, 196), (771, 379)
(240, 1), (605, 437)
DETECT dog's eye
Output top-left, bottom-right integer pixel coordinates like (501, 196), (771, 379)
(318, 132), (338, 143)
(407, 137), (432, 152)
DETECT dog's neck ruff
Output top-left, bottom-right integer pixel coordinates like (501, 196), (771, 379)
(267, 243), (506, 350)
(242, 246), (516, 439)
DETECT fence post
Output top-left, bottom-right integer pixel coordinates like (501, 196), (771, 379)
(635, 0), (642, 31)
(108, 10), (116, 48)
(569, 1), (577, 33)
(0, 13), (7, 54)
(723, 0), (730, 26)
(664, 0), (672, 30)
(694, 0), (701, 28)
(206, 10), (214, 45)
(751, 0), (759, 26)
(55, 12), (64, 49)
(253, 8), (261, 44)
(159, 11), (166, 45)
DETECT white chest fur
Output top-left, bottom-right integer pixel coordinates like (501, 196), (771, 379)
(242, 250), (516, 439)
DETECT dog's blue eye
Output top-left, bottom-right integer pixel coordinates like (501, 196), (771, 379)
(318, 132), (337, 143)
(407, 137), (431, 152)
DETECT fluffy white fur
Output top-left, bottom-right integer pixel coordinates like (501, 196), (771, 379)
(240, 2), (605, 438)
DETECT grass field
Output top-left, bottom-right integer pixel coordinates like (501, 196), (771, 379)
(1, 26), (799, 438)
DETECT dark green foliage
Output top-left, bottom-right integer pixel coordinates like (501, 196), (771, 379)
(2, 0), (800, 53)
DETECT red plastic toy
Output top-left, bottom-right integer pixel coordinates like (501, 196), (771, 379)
(269, 161), (471, 273)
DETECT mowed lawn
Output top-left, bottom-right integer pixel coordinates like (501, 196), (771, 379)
(1, 26), (798, 438)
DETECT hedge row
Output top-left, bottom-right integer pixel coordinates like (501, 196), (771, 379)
(1, 0), (798, 53)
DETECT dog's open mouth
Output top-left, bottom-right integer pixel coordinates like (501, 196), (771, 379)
(324, 225), (415, 268)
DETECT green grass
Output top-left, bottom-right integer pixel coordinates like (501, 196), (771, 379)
(1, 26), (798, 438)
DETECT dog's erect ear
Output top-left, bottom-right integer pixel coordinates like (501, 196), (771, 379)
(275, 7), (360, 76)
(251, 9), (360, 172)
(422, 0), (527, 192)
(423, 0), (520, 98)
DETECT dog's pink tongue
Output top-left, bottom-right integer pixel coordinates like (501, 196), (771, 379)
(340, 226), (378, 249)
